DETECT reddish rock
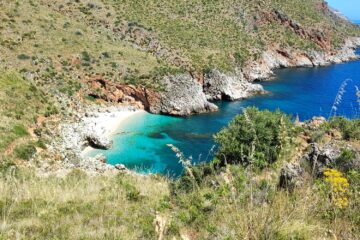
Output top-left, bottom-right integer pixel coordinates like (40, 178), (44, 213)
(85, 76), (161, 112)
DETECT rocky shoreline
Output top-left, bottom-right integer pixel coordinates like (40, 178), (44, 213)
(35, 105), (142, 176)
(85, 38), (360, 117)
(37, 37), (360, 176)
(156, 37), (360, 115)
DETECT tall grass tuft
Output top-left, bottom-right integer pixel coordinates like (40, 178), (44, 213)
(329, 79), (351, 119)
(355, 85), (360, 116)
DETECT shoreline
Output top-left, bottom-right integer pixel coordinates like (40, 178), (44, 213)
(44, 40), (360, 177)
(81, 109), (145, 157)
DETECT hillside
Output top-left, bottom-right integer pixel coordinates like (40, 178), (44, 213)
(1, 1), (360, 239)
(0, 1), (359, 115)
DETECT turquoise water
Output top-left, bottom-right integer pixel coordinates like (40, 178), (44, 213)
(91, 58), (360, 176)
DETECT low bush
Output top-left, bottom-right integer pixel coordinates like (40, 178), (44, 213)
(14, 142), (36, 160)
(214, 107), (296, 168)
(328, 117), (360, 140)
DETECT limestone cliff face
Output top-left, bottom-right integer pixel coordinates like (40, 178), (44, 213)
(243, 37), (360, 82)
(85, 75), (218, 116)
(85, 36), (359, 117)
(154, 74), (218, 116)
(203, 70), (265, 101)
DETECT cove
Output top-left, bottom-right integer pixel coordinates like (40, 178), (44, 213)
(90, 58), (360, 176)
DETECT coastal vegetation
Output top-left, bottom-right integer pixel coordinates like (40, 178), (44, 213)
(0, 0), (360, 239)
(0, 72), (56, 165)
(1, 108), (360, 239)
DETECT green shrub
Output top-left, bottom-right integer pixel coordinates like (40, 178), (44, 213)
(12, 124), (29, 137)
(117, 175), (141, 201)
(328, 117), (360, 140)
(14, 142), (36, 160)
(17, 54), (30, 60)
(214, 108), (296, 168)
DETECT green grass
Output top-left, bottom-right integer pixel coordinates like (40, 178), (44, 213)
(0, 71), (52, 160)
(0, 0), (359, 94)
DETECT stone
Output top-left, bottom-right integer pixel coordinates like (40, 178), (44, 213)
(115, 164), (127, 171)
(303, 141), (360, 176)
(156, 74), (218, 116)
(279, 162), (304, 190)
(84, 133), (112, 150)
(203, 70), (265, 101)
(95, 154), (107, 163)
(302, 116), (327, 129)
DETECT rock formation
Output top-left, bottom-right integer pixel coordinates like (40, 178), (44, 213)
(203, 70), (266, 100)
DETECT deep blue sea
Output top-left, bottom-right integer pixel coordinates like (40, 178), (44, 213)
(90, 57), (360, 176)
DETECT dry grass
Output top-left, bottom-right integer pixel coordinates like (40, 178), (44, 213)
(0, 169), (169, 239)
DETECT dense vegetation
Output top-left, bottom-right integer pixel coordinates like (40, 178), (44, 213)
(1, 108), (360, 239)
(215, 108), (296, 168)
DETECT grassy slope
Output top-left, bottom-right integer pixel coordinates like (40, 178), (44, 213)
(1, 108), (359, 239)
(1, 145), (359, 239)
(0, 1), (360, 239)
(0, 171), (169, 239)
(0, 0), (359, 92)
(0, 72), (55, 163)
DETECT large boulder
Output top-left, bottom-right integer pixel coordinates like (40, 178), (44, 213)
(278, 162), (304, 190)
(84, 133), (112, 150)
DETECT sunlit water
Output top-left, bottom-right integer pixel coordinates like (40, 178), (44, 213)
(90, 56), (360, 176)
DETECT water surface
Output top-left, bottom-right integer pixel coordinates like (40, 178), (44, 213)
(91, 58), (360, 176)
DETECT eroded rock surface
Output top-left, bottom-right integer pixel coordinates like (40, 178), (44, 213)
(279, 162), (304, 190)
(303, 142), (360, 176)
(156, 74), (218, 115)
(204, 70), (265, 100)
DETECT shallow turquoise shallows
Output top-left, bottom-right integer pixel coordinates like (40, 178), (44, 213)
(90, 56), (360, 176)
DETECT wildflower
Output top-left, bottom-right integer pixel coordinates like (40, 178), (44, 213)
(323, 168), (350, 209)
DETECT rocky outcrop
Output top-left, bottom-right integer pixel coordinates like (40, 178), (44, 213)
(86, 75), (218, 116)
(85, 133), (112, 150)
(156, 74), (218, 115)
(203, 70), (266, 100)
(85, 35), (360, 116)
(241, 37), (360, 82)
(303, 142), (360, 176)
(86, 76), (161, 111)
(271, 9), (332, 50)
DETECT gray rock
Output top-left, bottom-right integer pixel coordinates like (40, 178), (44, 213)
(279, 162), (304, 190)
(115, 164), (127, 171)
(303, 142), (360, 176)
(157, 74), (218, 116)
(84, 133), (112, 150)
(204, 70), (265, 101)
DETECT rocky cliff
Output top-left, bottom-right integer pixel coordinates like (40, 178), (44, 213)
(0, 0), (359, 117)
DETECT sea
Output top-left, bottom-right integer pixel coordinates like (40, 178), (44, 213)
(89, 51), (360, 176)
